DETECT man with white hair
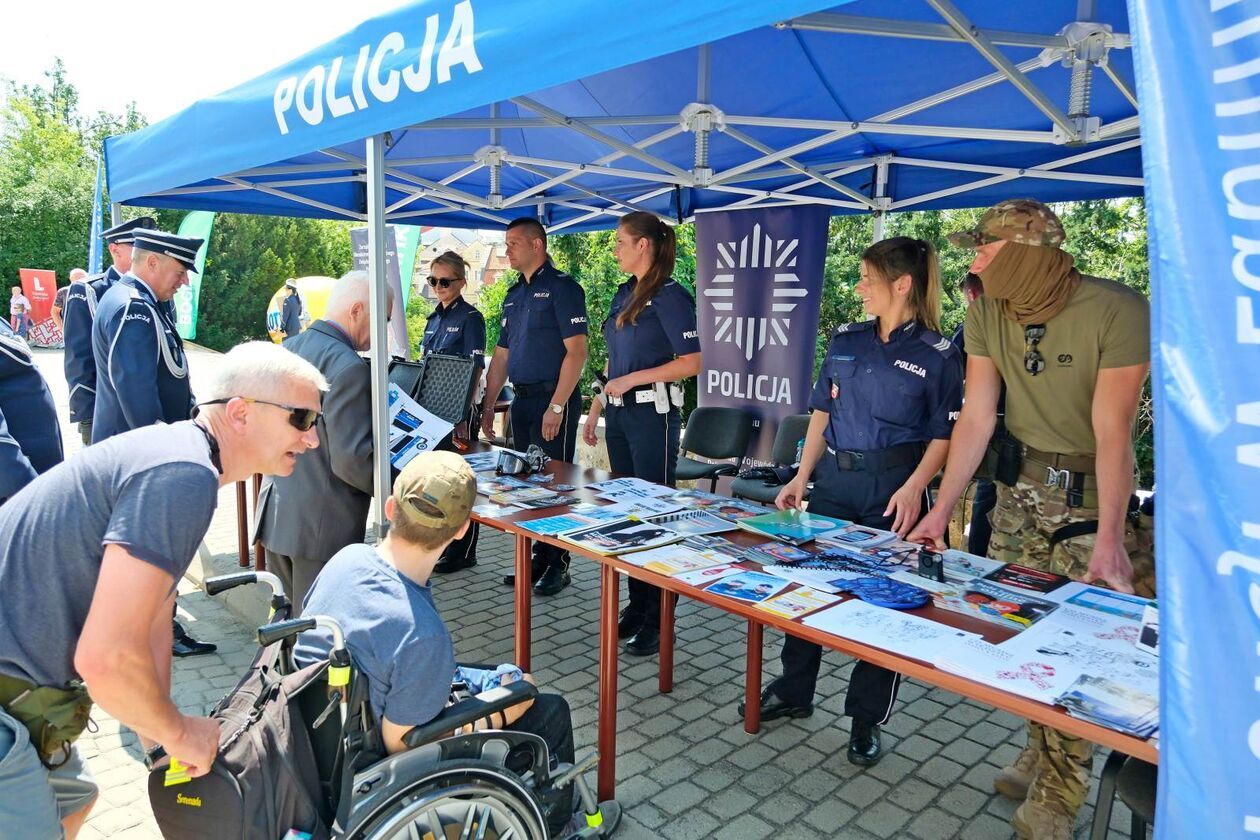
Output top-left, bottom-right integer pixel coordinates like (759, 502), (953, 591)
(0, 342), (325, 840)
(254, 269), (394, 609)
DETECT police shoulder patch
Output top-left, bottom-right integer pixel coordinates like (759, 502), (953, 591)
(836, 320), (876, 335)
(919, 332), (957, 355)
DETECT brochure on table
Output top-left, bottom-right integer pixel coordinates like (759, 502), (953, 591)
(386, 384), (454, 469)
(735, 509), (849, 545)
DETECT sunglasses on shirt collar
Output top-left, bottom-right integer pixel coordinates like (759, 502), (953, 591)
(198, 397), (321, 431)
(1024, 324), (1047, 376)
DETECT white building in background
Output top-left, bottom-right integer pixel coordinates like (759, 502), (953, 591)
(413, 228), (511, 306)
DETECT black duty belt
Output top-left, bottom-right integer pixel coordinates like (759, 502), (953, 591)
(513, 380), (559, 398)
(827, 442), (922, 472)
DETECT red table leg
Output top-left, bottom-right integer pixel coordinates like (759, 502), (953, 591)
(659, 590), (675, 694)
(598, 563), (619, 801)
(251, 474), (265, 571)
(745, 619), (763, 734)
(514, 534), (532, 673)
(235, 481), (249, 568)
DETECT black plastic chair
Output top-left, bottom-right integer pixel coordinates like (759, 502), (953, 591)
(1089, 751), (1156, 839)
(730, 414), (811, 504)
(675, 406), (754, 492)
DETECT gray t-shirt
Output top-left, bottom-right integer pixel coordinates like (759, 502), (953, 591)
(0, 421), (219, 686)
(294, 544), (456, 727)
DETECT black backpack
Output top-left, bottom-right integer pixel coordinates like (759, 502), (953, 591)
(148, 643), (333, 840)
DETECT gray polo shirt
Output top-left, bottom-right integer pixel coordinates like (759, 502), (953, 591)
(0, 421), (219, 687)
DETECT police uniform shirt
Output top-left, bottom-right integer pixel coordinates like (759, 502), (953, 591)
(422, 296), (486, 368)
(810, 319), (963, 452)
(603, 278), (700, 379)
(0, 319), (62, 498)
(90, 273), (192, 442)
(61, 265), (122, 422)
(497, 260), (587, 385)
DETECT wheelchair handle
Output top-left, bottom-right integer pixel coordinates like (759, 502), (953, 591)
(206, 571), (287, 600)
(257, 617), (316, 646)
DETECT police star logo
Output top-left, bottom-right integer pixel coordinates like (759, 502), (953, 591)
(703, 222), (805, 361)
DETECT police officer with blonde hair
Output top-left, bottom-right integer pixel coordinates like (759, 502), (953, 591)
(911, 198), (1154, 840)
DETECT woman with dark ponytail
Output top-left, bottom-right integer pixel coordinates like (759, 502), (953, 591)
(742, 236), (963, 767)
(582, 211), (702, 656)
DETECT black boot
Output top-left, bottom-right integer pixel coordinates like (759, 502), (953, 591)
(736, 686), (814, 721)
(847, 719), (883, 766)
(533, 562), (571, 596)
(617, 606), (645, 640)
(623, 623), (660, 656)
(172, 619), (217, 658)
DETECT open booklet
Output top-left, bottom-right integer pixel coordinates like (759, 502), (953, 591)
(735, 509), (850, 545)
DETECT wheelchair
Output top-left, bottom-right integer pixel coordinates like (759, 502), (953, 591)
(153, 571), (620, 840)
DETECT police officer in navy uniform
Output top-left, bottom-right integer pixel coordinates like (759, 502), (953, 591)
(741, 237), (963, 767)
(0, 318), (62, 505)
(583, 212), (701, 656)
(281, 280), (304, 339)
(480, 218), (588, 596)
(423, 251), (487, 574)
(61, 216), (155, 445)
(91, 228), (217, 657)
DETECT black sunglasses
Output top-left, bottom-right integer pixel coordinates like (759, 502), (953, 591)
(199, 397), (321, 431)
(1024, 324), (1046, 376)
(428, 276), (455, 289)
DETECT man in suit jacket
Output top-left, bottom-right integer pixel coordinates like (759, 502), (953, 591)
(253, 270), (393, 609)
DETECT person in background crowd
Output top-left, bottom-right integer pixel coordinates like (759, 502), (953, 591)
(422, 251), (487, 575)
(480, 218), (588, 596)
(743, 237), (963, 770)
(9, 287), (31, 339)
(910, 199), (1155, 840)
(0, 342), (324, 840)
(91, 228), (216, 658)
(254, 271), (392, 611)
(51, 269), (86, 338)
(582, 212), (701, 656)
(280, 280), (303, 339)
(62, 217), (155, 446)
(0, 316), (62, 505)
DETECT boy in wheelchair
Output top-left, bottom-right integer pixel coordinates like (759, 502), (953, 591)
(293, 451), (583, 837)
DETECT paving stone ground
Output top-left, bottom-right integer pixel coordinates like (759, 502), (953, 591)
(28, 347), (1143, 839)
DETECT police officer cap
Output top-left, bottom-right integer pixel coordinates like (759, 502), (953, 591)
(393, 451), (475, 529)
(946, 198), (1066, 249)
(101, 216), (157, 245)
(130, 229), (205, 273)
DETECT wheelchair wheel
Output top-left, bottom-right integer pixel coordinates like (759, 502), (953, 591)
(351, 758), (550, 840)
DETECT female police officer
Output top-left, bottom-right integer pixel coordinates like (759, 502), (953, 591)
(742, 236), (963, 766)
(582, 211), (701, 656)
(423, 251), (488, 574)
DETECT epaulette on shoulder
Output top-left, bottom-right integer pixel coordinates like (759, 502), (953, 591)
(920, 331), (957, 355)
(835, 320), (876, 335)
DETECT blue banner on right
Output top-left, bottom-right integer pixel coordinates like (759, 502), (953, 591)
(1129, 2), (1260, 836)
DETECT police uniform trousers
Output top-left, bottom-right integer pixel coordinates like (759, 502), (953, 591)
(510, 387), (581, 571)
(768, 454), (912, 724)
(987, 467), (1155, 817)
(604, 400), (681, 626)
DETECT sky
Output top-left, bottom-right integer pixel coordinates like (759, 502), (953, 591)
(2, 0), (411, 123)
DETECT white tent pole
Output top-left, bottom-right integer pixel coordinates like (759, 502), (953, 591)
(110, 202), (122, 226)
(872, 157), (890, 242)
(365, 133), (392, 539)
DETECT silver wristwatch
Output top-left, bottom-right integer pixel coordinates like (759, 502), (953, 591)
(548, 402), (564, 415)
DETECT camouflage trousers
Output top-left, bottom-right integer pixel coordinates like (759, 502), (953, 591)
(988, 476), (1156, 816)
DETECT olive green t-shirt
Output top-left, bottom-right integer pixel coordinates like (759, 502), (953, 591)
(964, 275), (1149, 456)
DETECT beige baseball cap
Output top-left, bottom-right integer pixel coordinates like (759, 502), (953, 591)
(946, 198), (1066, 249)
(393, 451), (475, 528)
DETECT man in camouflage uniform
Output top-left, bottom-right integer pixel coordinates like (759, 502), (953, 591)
(910, 198), (1154, 840)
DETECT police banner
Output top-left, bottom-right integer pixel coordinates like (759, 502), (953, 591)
(351, 226), (411, 358)
(1128, 2), (1260, 836)
(695, 205), (829, 466)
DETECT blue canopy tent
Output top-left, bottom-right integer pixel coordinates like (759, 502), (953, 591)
(103, 2), (1259, 837)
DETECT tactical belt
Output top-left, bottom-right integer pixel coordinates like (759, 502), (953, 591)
(827, 442), (922, 473)
(513, 380), (559, 398)
(1018, 447), (1096, 509)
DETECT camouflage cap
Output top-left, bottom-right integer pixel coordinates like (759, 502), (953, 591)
(946, 199), (1066, 249)
(393, 451), (475, 529)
